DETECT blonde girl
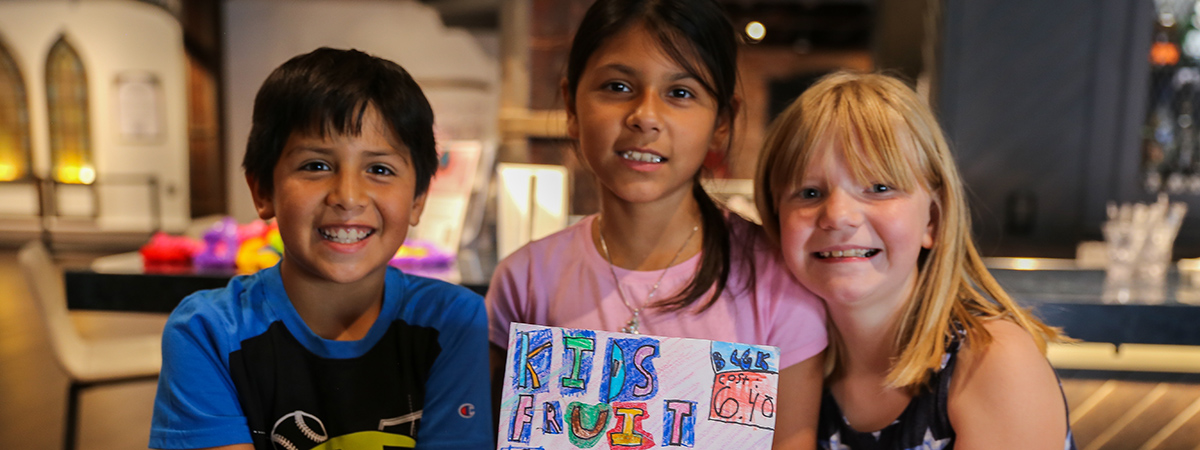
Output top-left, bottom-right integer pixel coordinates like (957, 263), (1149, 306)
(488, 0), (828, 447)
(756, 71), (1075, 449)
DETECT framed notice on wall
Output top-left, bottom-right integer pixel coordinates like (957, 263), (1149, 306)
(114, 72), (163, 143)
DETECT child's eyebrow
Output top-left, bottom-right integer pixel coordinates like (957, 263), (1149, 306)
(283, 146), (333, 157)
(599, 63), (638, 77)
(599, 63), (697, 83)
(667, 72), (700, 83)
(284, 146), (406, 160)
(363, 148), (410, 160)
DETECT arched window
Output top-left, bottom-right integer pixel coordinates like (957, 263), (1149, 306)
(46, 36), (93, 184)
(0, 38), (31, 181)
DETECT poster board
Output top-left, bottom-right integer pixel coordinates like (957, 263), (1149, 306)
(498, 323), (780, 449)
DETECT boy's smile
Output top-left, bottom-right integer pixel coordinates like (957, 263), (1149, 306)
(318, 226), (373, 245)
(249, 104), (426, 287)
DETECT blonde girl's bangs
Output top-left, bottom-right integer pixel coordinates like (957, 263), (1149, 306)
(787, 77), (926, 196)
(757, 86), (822, 241)
(830, 89), (925, 195)
(757, 72), (929, 243)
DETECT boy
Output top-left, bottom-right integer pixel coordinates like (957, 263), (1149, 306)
(149, 47), (492, 450)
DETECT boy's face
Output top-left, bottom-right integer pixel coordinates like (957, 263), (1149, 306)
(248, 105), (426, 286)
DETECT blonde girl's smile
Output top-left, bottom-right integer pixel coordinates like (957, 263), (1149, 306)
(813, 247), (881, 260)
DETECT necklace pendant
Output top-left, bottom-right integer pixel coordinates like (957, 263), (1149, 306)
(622, 315), (640, 335)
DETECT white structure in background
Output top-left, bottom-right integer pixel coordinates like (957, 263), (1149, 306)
(0, 1), (191, 234)
(495, 163), (568, 260)
(223, 0), (500, 255)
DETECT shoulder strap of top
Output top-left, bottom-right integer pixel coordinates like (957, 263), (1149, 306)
(930, 333), (962, 438)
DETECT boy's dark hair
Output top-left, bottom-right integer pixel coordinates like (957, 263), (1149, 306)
(565, 0), (740, 313)
(243, 47), (437, 198)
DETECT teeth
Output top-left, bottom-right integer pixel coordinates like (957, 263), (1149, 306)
(320, 227), (372, 244)
(818, 249), (877, 258)
(620, 150), (664, 163)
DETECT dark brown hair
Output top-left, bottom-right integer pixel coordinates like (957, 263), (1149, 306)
(243, 47), (437, 199)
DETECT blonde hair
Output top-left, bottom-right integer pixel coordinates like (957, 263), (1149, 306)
(754, 71), (1066, 391)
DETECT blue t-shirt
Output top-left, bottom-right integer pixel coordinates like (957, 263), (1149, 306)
(149, 264), (492, 449)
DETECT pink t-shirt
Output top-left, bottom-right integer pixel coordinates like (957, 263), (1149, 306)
(486, 213), (827, 369)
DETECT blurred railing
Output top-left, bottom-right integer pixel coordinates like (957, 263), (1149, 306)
(0, 174), (163, 248)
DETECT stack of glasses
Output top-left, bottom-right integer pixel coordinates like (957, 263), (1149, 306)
(1102, 194), (1188, 304)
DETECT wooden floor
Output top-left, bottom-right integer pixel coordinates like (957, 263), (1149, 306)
(1066, 376), (1200, 449)
(0, 247), (1198, 449)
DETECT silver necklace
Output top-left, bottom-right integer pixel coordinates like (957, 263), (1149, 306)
(598, 217), (699, 335)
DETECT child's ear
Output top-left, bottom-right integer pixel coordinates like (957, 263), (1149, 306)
(562, 79), (579, 139)
(408, 191), (428, 227)
(923, 196), (939, 249)
(245, 173), (276, 220)
(709, 95), (742, 153)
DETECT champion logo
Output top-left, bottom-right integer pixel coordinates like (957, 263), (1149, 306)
(458, 403), (475, 419)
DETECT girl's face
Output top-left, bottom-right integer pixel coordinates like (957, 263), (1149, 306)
(567, 24), (727, 206)
(777, 129), (936, 314)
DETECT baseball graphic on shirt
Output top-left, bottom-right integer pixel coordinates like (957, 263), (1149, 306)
(271, 410), (328, 450)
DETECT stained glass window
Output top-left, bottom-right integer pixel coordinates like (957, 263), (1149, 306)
(0, 38), (31, 181)
(46, 36), (94, 184)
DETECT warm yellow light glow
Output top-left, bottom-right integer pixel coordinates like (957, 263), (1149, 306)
(1011, 258), (1039, 270)
(0, 164), (17, 181)
(745, 21), (766, 42)
(78, 166), (95, 184)
(0, 135), (23, 180)
(56, 164), (96, 185)
(56, 166), (74, 183)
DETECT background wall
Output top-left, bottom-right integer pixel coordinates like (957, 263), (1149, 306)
(0, 0), (191, 233)
(934, 0), (1198, 257)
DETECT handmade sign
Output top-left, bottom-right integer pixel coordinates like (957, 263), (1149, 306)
(497, 323), (780, 450)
